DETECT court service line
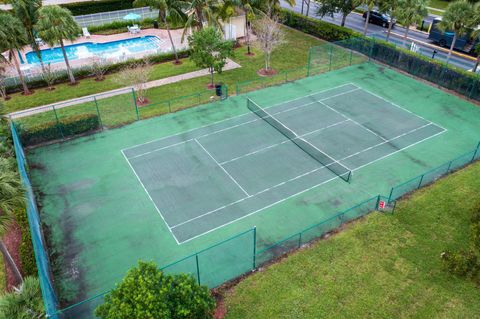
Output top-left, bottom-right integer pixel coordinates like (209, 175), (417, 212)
(171, 122), (446, 236)
(194, 139), (250, 197)
(318, 100), (389, 142)
(121, 83), (358, 153)
(121, 150), (181, 245)
(126, 88), (361, 160)
(219, 119), (351, 165)
(350, 83), (448, 132)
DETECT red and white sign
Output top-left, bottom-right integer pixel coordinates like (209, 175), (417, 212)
(378, 200), (386, 209)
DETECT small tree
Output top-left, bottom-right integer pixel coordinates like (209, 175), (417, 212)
(41, 63), (57, 91)
(188, 27), (234, 88)
(439, 0), (475, 62)
(0, 276), (44, 318)
(361, 0), (376, 35)
(89, 55), (109, 81)
(115, 60), (152, 105)
(396, 0), (428, 46)
(36, 5), (80, 85)
(316, 0), (362, 27)
(378, 0), (400, 41)
(0, 13), (31, 95)
(95, 261), (215, 319)
(253, 13), (285, 75)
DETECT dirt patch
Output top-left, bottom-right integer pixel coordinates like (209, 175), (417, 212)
(213, 295), (227, 319)
(257, 68), (278, 77)
(3, 221), (24, 290)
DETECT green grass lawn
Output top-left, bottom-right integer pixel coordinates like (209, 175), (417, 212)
(224, 162), (480, 318)
(5, 27), (326, 114)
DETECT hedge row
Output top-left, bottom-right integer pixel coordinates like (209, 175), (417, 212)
(18, 113), (101, 146)
(61, 0), (135, 16)
(7, 49), (190, 94)
(13, 209), (37, 277)
(280, 9), (480, 101)
(279, 9), (355, 42)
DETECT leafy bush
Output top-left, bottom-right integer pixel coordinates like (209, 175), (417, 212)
(95, 261), (216, 319)
(18, 113), (100, 146)
(0, 276), (44, 318)
(279, 9), (355, 41)
(61, 0), (135, 16)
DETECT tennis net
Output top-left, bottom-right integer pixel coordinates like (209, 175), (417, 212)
(246, 98), (352, 182)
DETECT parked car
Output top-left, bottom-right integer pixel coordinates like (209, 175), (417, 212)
(363, 10), (396, 28)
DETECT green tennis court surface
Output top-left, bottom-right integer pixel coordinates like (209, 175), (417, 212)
(28, 62), (480, 308)
(123, 83), (445, 244)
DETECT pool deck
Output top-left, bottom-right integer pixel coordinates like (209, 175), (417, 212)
(10, 28), (188, 76)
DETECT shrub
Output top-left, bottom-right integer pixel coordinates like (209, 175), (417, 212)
(61, 0), (135, 16)
(279, 9), (355, 41)
(95, 261), (216, 319)
(18, 113), (100, 146)
(13, 209), (37, 277)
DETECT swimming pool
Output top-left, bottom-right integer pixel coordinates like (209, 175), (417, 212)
(25, 36), (164, 64)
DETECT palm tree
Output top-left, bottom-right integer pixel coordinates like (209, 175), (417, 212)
(0, 156), (25, 285)
(0, 276), (44, 318)
(133, 0), (187, 64)
(182, 0), (222, 41)
(9, 0), (45, 73)
(395, 0), (428, 46)
(470, 3), (480, 72)
(439, 0), (475, 62)
(35, 5), (80, 84)
(361, 0), (376, 35)
(0, 12), (31, 95)
(378, 0), (400, 41)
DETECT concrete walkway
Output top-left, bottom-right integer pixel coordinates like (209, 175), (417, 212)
(9, 58), (241, 119)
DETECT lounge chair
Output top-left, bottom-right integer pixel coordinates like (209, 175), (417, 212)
(82, 27), (91, 38)
(128, 25), (141, 34)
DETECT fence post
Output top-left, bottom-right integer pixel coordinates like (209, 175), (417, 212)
(446, 160), (453, 173)
(471, 141), (480, 162)
(298, 232), (302, 248)
(93, 97), (103, 129)
(252, 226), (257, 269)
(307, 47), (311, 76)
(236, 83), (239, 95)
(131, 88), (140, 121)
(51, 106), (64, 139)
(387, 187), (394, 203)
(195, 254), (201, 285)
(375, 195), (381, 209)
(168, 100), (171, 113)
(349, 49), (353, 66)
(329, 44), (333, 71)
(417, 174), (424, 189)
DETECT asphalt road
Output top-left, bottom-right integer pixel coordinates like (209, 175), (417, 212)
(282, 0), (477, 71)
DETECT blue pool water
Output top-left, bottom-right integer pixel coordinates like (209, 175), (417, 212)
(26, 36), (163, 64)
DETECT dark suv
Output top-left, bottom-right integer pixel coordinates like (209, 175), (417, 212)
(362, 10), (396, 28)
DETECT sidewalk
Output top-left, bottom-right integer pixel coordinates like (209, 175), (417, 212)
(9, 58), (241, 119)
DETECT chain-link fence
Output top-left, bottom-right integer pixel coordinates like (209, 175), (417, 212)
(11, 122), (60, 319)
(330, 36), (480, 101)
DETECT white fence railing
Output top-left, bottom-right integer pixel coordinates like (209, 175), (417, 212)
(74, 7), (159, 27)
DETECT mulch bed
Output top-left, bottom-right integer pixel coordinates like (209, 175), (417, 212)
(3, 221), (24, 291)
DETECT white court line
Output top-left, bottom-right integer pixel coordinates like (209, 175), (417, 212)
(121, 150), (181, 245)
(318, 100), (390, 142)
(172, 122), (446, 236)
(219, 119), (351, 165)
(194, 139), (250, 197)
(349, 83), (448, 131)
(176, 126), (447, 244)
(126, 88), (361, 160)
(121, 83), (358, 153)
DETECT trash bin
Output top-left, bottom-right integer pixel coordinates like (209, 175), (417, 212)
(153, 20), (159, 29)
(215, 84), (222, 97)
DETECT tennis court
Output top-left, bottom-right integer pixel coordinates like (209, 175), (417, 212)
(122, 83), (445, 244)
